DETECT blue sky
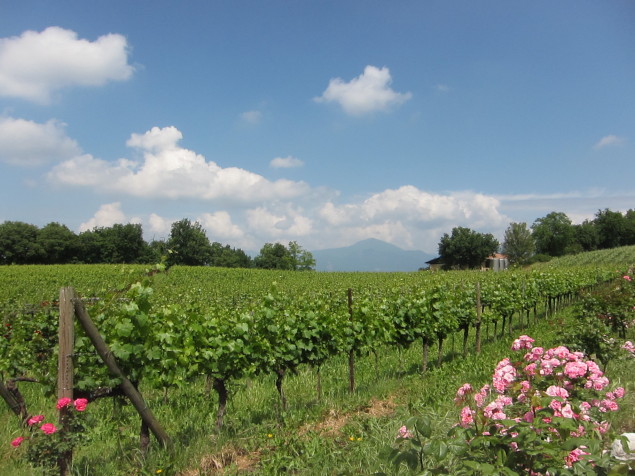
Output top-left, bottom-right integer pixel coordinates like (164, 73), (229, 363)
(1, 0), (633, 254)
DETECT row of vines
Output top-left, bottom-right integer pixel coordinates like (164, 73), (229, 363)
(0, 264), (621, 440)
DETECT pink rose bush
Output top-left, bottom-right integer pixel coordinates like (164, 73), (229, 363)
(390, 335), (630, 474)
(450, 336), (627, 473)
(9, 397), (90, 473)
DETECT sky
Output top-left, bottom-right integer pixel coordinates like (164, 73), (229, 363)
(0, 0), (634, 254)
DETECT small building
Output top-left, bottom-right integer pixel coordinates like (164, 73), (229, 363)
(484, 253), (509, 271)
(424, 257), (444, 271)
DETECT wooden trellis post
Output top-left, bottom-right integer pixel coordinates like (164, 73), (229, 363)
(58, 287), (75, 476)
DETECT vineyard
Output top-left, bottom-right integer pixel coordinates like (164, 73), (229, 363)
(1, 250), (635, 474)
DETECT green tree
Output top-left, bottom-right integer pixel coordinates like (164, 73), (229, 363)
(574, 219), (599, 252)
(531, 212), (575, 257)
(501, 222), (535, 266)
(0, 221), (44, 264)
(143, 239), (169, 264)
(288, 241), (316, 271)
(37, 222), (79, 264)
(210, 242), (252, 268)
(166, 219), (213, 266)
(594, 208), (627, 249)
(253, 242), (294, 270)
(77, 224), (146, 263)
(438, 227), (499, 270)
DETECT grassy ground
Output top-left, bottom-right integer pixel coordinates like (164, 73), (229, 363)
(2, 297), (633, 475)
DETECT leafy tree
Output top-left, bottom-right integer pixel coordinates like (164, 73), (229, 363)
(77, 229), (103, 263)
(594, 208), (627, 249)
(531, 212), (575, 257)
(254, 242), (294, 270)
(143, 239), (169, 264)
(438, 227), (499, 270)
(288, 241), (315, 271)
(37, 222), (79, 264)
(166, 219), (213, 266)
(574, 219), (599, 252)
(501, 222), (535, 266)
(210, 242), (252, 268)
(0, 221), (44, 264)
(77, 224), (146, 263)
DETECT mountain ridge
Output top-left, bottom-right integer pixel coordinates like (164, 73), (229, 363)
(311, 238), (434, 272)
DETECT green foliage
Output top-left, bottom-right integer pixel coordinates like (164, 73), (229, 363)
(502, 222), (535, 266)
(532, 212), (576, 257)
(0, 221), (44, 264)
(37, 222), (80, 264)
(438, 227), (499, 270)
(165, 218), (213, 266)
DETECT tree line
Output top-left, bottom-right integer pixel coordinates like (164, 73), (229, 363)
(0, 218), (315, 270)
(438, 208), (635, 270)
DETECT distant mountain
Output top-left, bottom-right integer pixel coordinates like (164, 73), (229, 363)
(312, 238), (434, 272)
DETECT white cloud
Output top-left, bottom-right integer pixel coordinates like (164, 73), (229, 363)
(246, 205), (313, 238)
(48, 126), (310, 202)
(315, 186), (507, 251)
(198, 211), (244, 240)
(0, 116), (81, 166)
(436, 84), (451, 93)
(314, 65), (412, 116)
(148, 213), (173, 236)
(79, 202), (127, 232)
(270, 156), (304, 168)
(0, 27), (134, 103)
(240, 110), (262, 124)
(594, 134), (626, 149)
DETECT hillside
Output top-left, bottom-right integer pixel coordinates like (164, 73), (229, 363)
(312, 238), (434, 272)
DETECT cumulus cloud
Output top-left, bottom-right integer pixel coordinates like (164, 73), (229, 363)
(0, 116), (81, 166)
(270, 156), (304, 168)
(48, 126), (310, 202)
(246, 206), (313, 237)
(148, 213), (173, 236)
(316, 186), (507, 250)
(594, 134), (625, 149)
(79, 202), (127, 232)
(198, 211), (244, 240)
(314, 65), (412, 115)
(0, 26), (134, 103)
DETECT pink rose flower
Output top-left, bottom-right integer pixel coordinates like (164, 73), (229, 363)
(564, 361), (587, 379)
(11, 436), (24, 447)
(459, 406), (474, 427)
(397, 425), (412, 439)
(565, 447), (589, 467)
(27, 414), (44, 426)
(511, 335), (534, 351)
(73, 398), (88, 411)
(545, 385), (569, 399)
(560, 403), (575, 419)
(56, 397), (72, 410)
(454, 383), (473, 403)
(41, 423), (57, 434)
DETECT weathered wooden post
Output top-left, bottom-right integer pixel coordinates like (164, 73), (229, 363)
(58, 287), (75, 475)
